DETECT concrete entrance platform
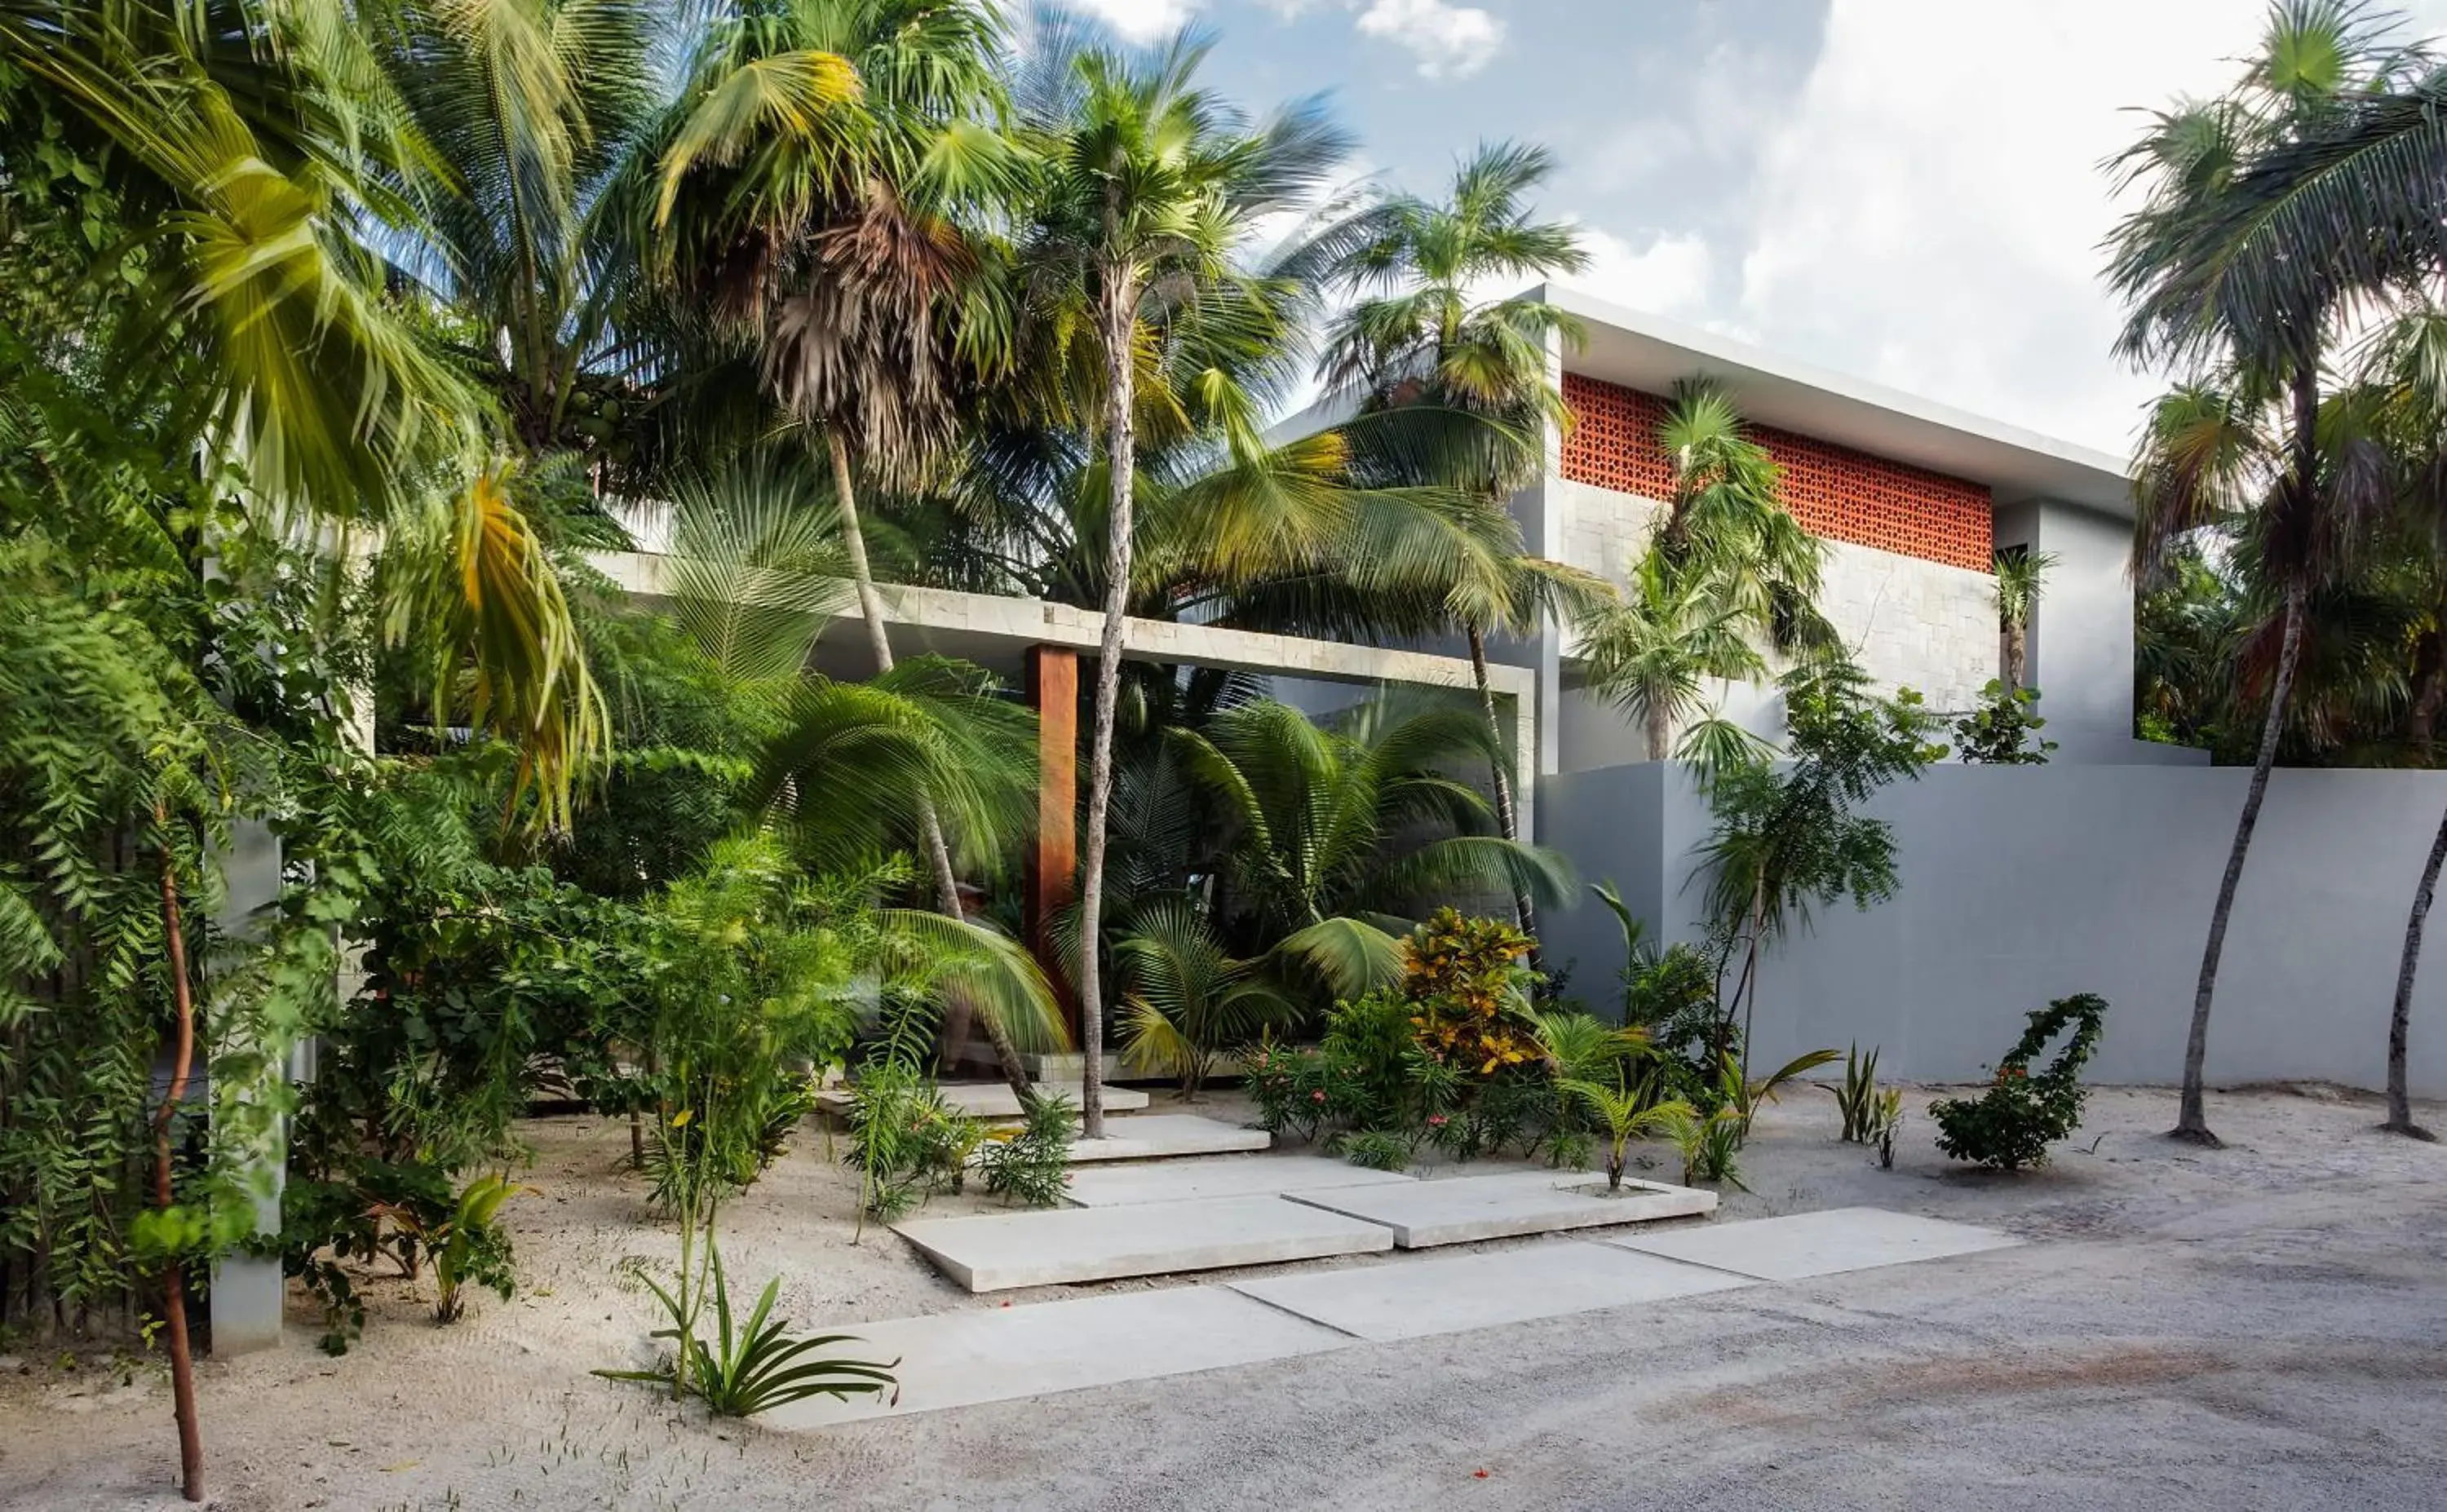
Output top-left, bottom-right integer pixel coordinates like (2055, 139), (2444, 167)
(892, 1194), (1394, 1292)
(1230, 1240), (1752, 1342)
(1060, 1115), (1271, 1164)
(814, 1081), (1149, 1120)
(1603, 1206), (2020, 1280)
(1284, 1170), (1718, 1248)
(764, 1286), (1347, 1429)
(1063, 1155), (1413, 1207)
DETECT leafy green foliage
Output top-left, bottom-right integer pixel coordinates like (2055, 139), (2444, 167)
(1402, 909), (1544, 1076)
(1931, 996), (2109, 1171)
(843, 1061), (973, 1222)
(979, 1092), (1076, 1209)
(1954, 681), (2058, 765)
(369, 1174), (532, 1324)
(598, 1238), (896, 1418)
(1829, 1043), (1885, 1144)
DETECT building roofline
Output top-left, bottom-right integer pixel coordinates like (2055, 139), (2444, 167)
(1535, 283), (2136, 517)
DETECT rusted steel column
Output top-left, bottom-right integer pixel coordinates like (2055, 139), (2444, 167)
(1026, 646), (1081, 1038)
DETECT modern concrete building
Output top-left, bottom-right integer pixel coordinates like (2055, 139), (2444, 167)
(1506, 284), (2166, 772)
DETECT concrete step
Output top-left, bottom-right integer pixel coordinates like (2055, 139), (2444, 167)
(814, 1081), (1150, 1121)
(1281, 1169), (1718, 1249)
(1057, 1115), (1271, 1163)
(890, 1193), (1394, 1292)
(1061, 1154), (1411, 1206)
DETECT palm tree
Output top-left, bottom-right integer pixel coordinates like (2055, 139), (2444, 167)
(1994, 548), (2059, 692)
(1316, 141), (1605, 939)
(1178, 696), (1573, 994)
(1576, 382), (1834, 772)
(653, 0), (1041, 1090)
(1012, 25), (1348, 1134)
(1577, 549), (1766, 767)
(1113, 895), (1295, 1096)
(653, 459), (1069, 1068)
(2106, 2), (2444, 1143)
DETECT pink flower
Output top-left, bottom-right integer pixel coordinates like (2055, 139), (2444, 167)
(1427, 1115), (1447, 1127)
(1310, 1090), (1326, 1103)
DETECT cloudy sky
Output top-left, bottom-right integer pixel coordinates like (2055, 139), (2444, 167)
(1060, 0), (2447, 460)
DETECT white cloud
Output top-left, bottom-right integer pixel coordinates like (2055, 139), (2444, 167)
(1062, 0), (1200, 45)
(1723, 0), (2291, 458)
(1572, 228), (1715, 324)
(1353, 0), (1505, 79)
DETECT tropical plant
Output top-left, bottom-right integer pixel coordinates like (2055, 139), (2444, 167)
(1676, 1101), (1749, 1191)
(1954, 680), (2058, 764)
(1317, 140), (1604, 937)
(1181, 697), (1572, 997)
(1012, 23), (1352, 1134)
(1930, 995), (2109, 1170)
(1576, 380), (1839, 771)
(598, 1236), (896, 1418)
(2106, 1), (2439, 1144)
(1696, 661), (1946, 1079)
(1587, 882), (1723, 1098)
(1993, 548), (2058, 692)
(1828, 1042), (1885, 1144)
(1559, 1061), (1694, 1191)
(979, 1090), (1076, 1207)
(1401, 909), (1545, 1076)
(1114, 898), (1294, 1095)
(843, 1059), (973, 1222)
(368, 1174), (532, 1325)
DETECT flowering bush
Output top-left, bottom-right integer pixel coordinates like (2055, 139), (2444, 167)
(1930, 995), (2107, 1170)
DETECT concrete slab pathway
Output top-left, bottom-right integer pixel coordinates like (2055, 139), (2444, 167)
(892, 1194), (1394, 1292)
(1229, 1240), (1751, 1342)
(815, 1081), (1150, 1120)
(1283, 1170), (1717, 1248)
(762, 1287), (1346, 1428)
(1602, 1205), (2019, 1280)
(1056, 1115), (1270, 1164)
(1062, 1156), (1413, 1207)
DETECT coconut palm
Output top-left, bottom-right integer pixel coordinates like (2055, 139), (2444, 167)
(1316, 141), (1609, 937)
(2106, 1), (2443, 1143)
(1011, 24), (1349, 1134)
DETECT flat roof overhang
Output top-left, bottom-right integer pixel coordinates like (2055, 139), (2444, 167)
(1538, 283), (2135, 517)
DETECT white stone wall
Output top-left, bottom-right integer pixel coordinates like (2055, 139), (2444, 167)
(1547, 475), (1999, 725)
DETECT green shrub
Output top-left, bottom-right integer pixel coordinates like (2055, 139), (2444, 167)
(1403, 909), (1543, 1076)
(980, 1092), (1074, 1208)
(1930, 995), (2108, 1170)
(1828, 1043), (1883, 1143)
(843, 1063), (974, 1219)
(1953, 680), (2057, 765)
(1339, 1130), (1413, 1171)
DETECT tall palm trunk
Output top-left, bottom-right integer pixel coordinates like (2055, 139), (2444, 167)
(1466, 626), (1536, 943)
(825, 432), (1032, 1099)
(1074, 259), (1140, 1141)
(2002, 619), (2029, 693)
(2175, 579), (2306, 1143)
(1646, 700), (1674, 764)
(152, 811), (204, 1503)
(2384, 802), (2446, 1140)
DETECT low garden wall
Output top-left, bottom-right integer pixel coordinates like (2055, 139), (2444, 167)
(1537, 761), (2447, 1099)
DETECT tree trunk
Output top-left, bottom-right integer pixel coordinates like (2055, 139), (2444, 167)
(1646, 700), (1673, 764)
(2175, 581), (2307, 1144)
(2002, 621), (2028, 694)
(153, 816), (205, 1503)
(2385, 799), (2447, 1140)
(826, 431), (1032, 1099)
(1074, 263), (1140, 1142)
(1467, 626), (1537, 944)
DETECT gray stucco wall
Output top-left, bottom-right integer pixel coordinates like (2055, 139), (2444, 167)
(1537, 761), (2447, 1097)
(1995, 498), (2137, 762)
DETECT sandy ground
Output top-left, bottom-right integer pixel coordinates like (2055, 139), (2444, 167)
(4, 1081), (2446, 1510)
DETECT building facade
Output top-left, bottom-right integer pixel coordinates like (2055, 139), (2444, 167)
(1505, 285), (2172, 778)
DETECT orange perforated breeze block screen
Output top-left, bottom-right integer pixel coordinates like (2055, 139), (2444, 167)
(1559, 373), (1994, 573)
